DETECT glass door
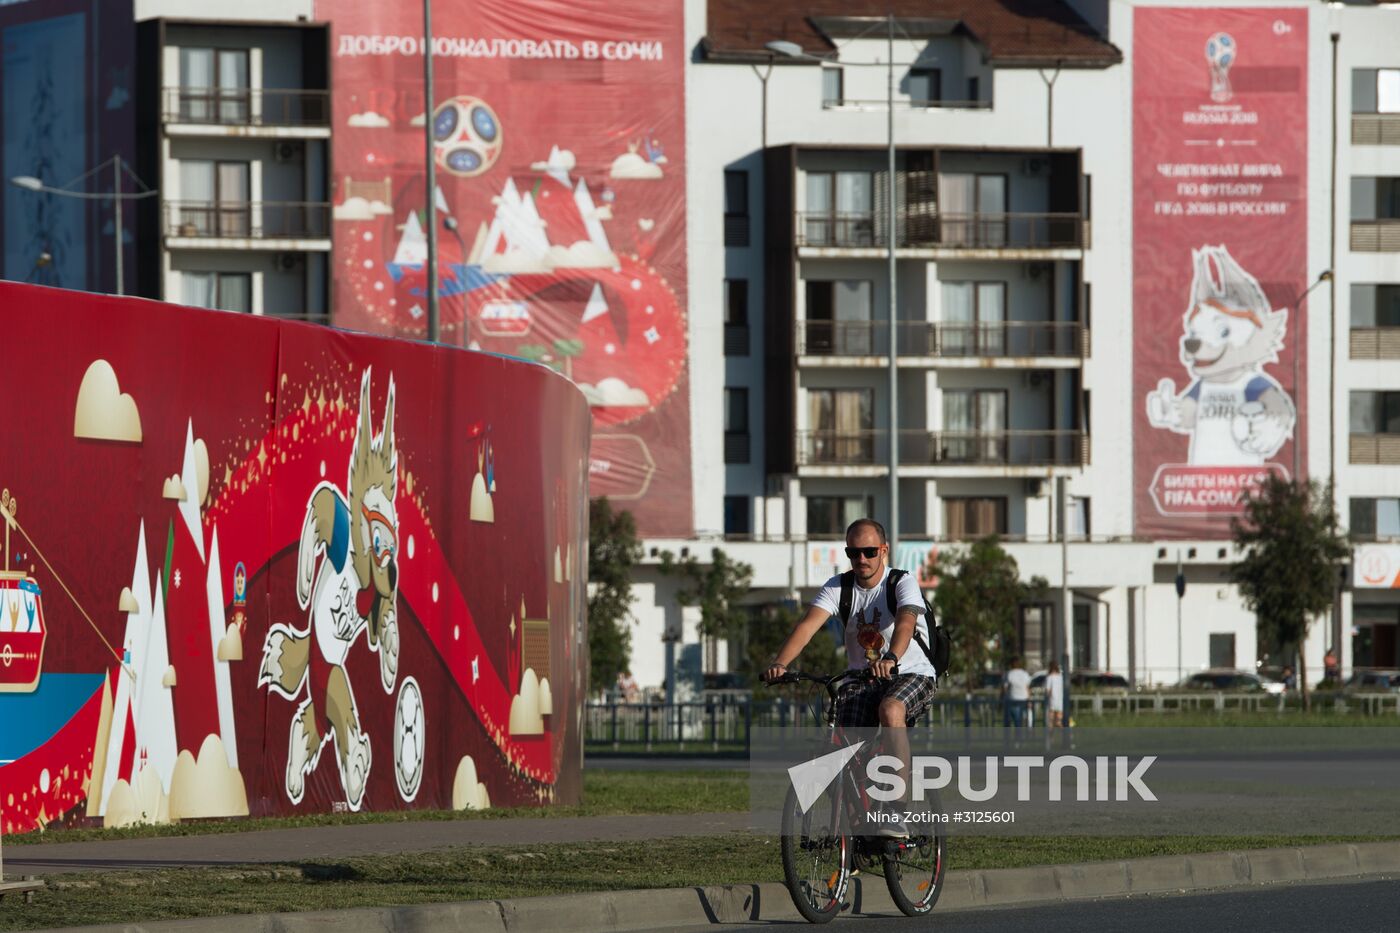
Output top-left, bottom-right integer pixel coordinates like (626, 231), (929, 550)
(218, 49), (250, 123)
(977, 175), (1008, 247)
(805, 172), (833, 245)
(218, 161), (250, 236)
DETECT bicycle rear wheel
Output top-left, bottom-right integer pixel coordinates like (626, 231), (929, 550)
(779, 785), (849, 923)
(882, 829), (947, 916)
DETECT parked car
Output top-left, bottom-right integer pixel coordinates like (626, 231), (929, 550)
(1178, 669), (1284, 695)
(1342, 669), (1400, 692)
(1029, 670), (1130, 692)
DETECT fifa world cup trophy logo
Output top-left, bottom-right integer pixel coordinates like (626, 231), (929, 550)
(1205, 33), (1236, 103)
(856, 605), (885, 664)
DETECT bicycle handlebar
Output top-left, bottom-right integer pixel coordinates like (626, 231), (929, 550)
(763, 667), (898, 698)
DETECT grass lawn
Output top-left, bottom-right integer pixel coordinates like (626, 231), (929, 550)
(2, 832), (1393, 931)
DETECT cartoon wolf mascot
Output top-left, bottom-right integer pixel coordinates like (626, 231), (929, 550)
(1145, 245), (1296, 467)
(259, 369), (400, 810)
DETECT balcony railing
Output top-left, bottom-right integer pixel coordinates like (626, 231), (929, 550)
(901, 430), (1087, 467)
(1350, 433), (1400, 466)
(799, 321), (1086, 358)
(164, 201), (331, 240)
(797, 429), (1086, 467)
(1351, 220), (1400, 253)
(1350, 327), (1400, 360)
(724, 324), (750, 356)
(162, 87), (331, 127)
(1352, 114), (1400, 146)
(796, 211), (1085, 250)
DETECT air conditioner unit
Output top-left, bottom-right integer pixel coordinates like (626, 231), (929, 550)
(1024, 477), (1047, 498)
(274, 141), (303, 163)
(1023, 370), (1050, 388)
(275, 252), (303, 272)
(1020, 157), (1047, 176)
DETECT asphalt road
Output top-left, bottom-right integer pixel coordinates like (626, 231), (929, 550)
(665, 877), (1400, 932)
(584, 755), (746, 770)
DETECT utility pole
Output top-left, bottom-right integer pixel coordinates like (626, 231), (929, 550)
(423, 0), (439, 342)
(113, 157), (123, 296)
(886, 12), (899, 554)
(1175, 552), (1186, 684)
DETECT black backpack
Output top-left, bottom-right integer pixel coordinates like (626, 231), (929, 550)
(837, 568), (951, 681)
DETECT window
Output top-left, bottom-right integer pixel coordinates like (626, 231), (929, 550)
(937, 173), (1008, 246)
(1351, 284), (1400, 328)
(1351, 498), (1400, 538)
(804, 171), (874, 246)
(940, 281), (1006, 355)
(1352, 68), (1400, 114)
(724, 496), (751, 536)
(1351, 177), (1400, 221)
(822, 67), (843, 107)
(1209, 633), (1237, 669)
(807, 495), (873, 537)
(806, 279), (874, 355)
(807, 388), (874, 464)
(1017, 605), (1051, 670)
(182, 272), (251, 314)
(724, 279), (749, 356)
(941, 389), (1007, 461)
(966, 76), (980, 106)
(179, 47), (250, 123)
(724, 387), (750, 463)
(942, 497), (1007, 538)
(1350, 391), (1400, 434)
(907, 67), (941, 108)
(177, 160), (250, 236)
(724, 170), (749, 246)
(1067, 496), (1090, 537)
(1073, 603), (1092, 670)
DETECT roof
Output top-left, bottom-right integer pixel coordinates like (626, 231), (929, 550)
(701, 0), (1122, 69)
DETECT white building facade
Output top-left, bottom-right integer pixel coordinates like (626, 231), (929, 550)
(619, 0), (1400, 693)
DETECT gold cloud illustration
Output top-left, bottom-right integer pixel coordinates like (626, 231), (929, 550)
(609, 151), (663, 180)
(470, 473), (495, 523)
(538, 677), (553, 717)
(217, 623), (243, 662)
(451, 755), (491, 811)
(74, 359), (142, 442)
(347, 110), (390, 128)
(194, 438), (210, 505)
(334, 196), (394, 221)
(509, 668), (545, 736)
(162, 664), (178, 687)
(161, 475), (187, 501)
(168, 734), (249, 820)
(119, 586), (139, 613)
(103, 766), (171, 828)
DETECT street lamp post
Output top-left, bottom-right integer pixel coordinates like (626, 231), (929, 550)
(423, 0), (440, 343)
(768, 13), (904, 552)
(1290, 270), (1333, 480)
(10, 155), (157, 296)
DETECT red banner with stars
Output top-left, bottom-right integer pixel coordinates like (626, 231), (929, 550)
(320, 0), (692, 536)
(0, 283), (588, 835)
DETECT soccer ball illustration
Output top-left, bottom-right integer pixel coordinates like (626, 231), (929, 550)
(432, 95), (503, 177)
(1205, 33), (1236, 103)
(393, 676), (426, 801)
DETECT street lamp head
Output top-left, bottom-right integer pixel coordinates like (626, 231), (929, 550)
(1318, 270), (1333, 283)
(764, 40), (807, 59)
(35, 251), (52, 267)
(10, 175), (43, 192)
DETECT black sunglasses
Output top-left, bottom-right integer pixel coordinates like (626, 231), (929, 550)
(845, 546), (882, 560)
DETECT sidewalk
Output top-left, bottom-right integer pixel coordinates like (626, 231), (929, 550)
(2, 812), (751, 877)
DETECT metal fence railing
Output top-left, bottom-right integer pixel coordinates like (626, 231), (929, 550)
(163, 87), (331, 127)
(164, 201), (331, 240)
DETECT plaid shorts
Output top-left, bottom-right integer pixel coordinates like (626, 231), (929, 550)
(834, 673), (938, 727)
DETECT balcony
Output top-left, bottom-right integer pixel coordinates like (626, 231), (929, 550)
(1350, 434), (1400, 466)
(1352, 114), (1400, 146)
(164, 201), (332, 247)
(1350, 328), (1400, 360)
(1351, 220), (1400, 253)
(796, 212), (1085, 251)
(796, 429), (1086, 469)
(162, 87), (331, 129)
(798, 321), (1086, 362)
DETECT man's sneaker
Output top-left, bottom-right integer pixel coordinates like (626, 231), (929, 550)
(874, 806), (911, 839)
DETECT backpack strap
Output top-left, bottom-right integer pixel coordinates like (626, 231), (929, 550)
(886, 568), (907, 616)
(837, 570), (855, 625)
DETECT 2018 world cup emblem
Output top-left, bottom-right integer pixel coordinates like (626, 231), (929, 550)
(1205, 32), (1236, 103)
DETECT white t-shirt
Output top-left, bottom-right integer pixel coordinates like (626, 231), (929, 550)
(1045, 672), (1064, 711)
(811, 568), (935, 677)
(1005, 668), (1031, 701)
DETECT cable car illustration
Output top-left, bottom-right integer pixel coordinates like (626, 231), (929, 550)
(0, 574), (44, 692)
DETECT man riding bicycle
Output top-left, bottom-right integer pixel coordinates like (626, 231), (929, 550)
(763, 518), (936, 835)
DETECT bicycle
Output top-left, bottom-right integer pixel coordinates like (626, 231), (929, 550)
(766, 669), (947, 923)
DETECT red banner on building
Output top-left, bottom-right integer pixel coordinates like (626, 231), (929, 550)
(1133, 8), (1308, 538)
(0, 283), (588, 835)
(318, 0), (691, 536)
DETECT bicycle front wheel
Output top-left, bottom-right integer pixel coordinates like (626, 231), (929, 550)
(779, 785), (849, 923)
(882, 829), (947, 916)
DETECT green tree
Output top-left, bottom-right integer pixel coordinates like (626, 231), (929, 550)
(927, 537), (1048, 691)
(740, 603), (845, 687)
(1231, 476), (1349, 709)
(588, 498), (642, 695)
(659, 547), (754, 642)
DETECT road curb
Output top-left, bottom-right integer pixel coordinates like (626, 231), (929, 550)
(31, 840), (1400, 932)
